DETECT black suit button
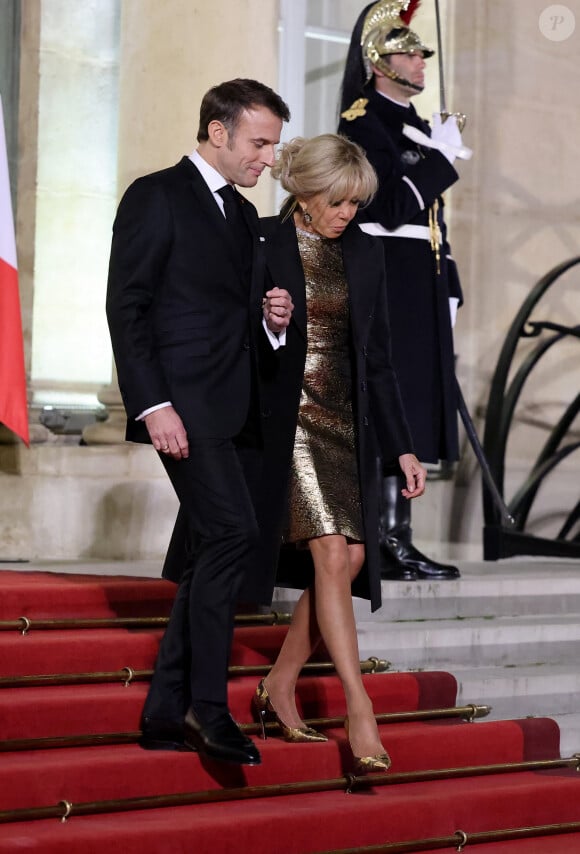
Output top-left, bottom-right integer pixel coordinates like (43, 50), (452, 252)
(261, 409), (272, 418)
(363, 416), (369, 427)
(242, 341), (250, 350)
(362, 346), (368, 357)
(360, 381), (367, 392)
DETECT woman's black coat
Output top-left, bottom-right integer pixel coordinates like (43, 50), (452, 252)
(261, 214), (414, 612)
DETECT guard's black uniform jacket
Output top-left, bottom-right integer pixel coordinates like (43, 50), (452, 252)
(339, 87), (463, 463)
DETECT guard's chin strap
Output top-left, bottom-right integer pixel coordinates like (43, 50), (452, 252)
(379, 63), (424, 92)
(368, 49), (425, 93)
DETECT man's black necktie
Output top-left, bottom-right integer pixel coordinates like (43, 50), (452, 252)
(217, 184), (252, 277)
(218, 183), (241, 225)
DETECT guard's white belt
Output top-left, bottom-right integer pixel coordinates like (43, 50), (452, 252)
(359, 223), (433, 241)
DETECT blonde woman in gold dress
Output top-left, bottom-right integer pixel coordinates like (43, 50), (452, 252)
(254, 134), (426, 772)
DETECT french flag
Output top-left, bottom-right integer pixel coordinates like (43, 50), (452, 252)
(0, 94), (29, 446)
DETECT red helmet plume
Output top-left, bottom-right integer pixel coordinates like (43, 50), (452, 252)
(400, 0), (421, 25)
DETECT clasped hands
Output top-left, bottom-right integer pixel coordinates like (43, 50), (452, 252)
(263, 287), (293, 336)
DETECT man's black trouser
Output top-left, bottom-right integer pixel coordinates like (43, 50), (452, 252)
(143, 437), (261, 722)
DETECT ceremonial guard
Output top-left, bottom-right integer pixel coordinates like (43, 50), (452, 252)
(338, 0), (469, 580)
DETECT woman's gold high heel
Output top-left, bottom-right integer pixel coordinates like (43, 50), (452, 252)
(344, 717), (391, 774)
(252, 679), (328, 743)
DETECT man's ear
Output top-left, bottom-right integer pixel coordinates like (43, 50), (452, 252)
(371, 62), (386, 79)
(207, 119), (228, 148)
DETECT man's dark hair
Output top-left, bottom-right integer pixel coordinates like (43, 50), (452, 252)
(197, 78), (290, 142)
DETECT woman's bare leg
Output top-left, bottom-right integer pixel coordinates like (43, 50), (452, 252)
(264, 536), (385, 756)
(261, 585), (320, 728)
(263, 539), (361, 728)
(308, 535), (384, 758)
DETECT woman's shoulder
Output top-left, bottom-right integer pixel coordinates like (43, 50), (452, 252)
(345, 219), (382, 250)
(260, 213), (297, 242)
(260, 214), (283, 237)
(342, 222), (386, 278)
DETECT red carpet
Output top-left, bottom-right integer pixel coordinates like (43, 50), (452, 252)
(1, 569), (579, 853)
(0, 569), (175, 619)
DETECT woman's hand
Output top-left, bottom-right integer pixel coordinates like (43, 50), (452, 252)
(398, 453), (426, 499)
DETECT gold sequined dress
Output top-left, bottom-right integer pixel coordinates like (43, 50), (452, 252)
(285, 228), (363, 545)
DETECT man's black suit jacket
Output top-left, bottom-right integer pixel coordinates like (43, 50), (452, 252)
(106, 156), (266, 443)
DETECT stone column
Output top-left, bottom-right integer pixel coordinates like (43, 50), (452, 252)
(85, 0), (281, 443)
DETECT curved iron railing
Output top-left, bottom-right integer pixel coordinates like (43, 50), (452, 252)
(482, 256), (580, 560)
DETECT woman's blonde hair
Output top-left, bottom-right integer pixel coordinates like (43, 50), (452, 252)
(272, 133), (378, 216)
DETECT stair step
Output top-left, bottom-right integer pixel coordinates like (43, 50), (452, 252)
(0, 624), (293, 678)
(0, 628), (163, 677)
(451, 663), (580, 718)
(550, 712), (580, 758)
(1, 771), (579, 854)
(0, 717), (560, 811)
(274, 560), (580, 621)
(356, 613), (580, 668)
(0, 671), (458, 741)
(0, 568), (173, 620)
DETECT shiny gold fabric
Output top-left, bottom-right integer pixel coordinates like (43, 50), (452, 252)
(285, 228), (363, 545)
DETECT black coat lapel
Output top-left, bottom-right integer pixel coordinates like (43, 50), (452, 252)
(180, 157), (229, 239)
(182, 158), (252, 280)
(261, 216), (307, 340)
(238, 193), (265, 307)
(341, 223), (378, 343)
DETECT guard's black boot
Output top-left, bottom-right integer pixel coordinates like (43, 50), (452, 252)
(379, 473), (460, 580)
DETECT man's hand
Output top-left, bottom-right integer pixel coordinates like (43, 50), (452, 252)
(431, 112), (463, 153)
(398, 453), (427, 499)
(263, 287), (293, 336)
(402, 120), (472, 162)
(145, 406), (189, 460)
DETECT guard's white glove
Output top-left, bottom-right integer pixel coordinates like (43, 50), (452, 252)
(431, 113), (463, 163)
(402, 117), (473, 162)
(448, 296), (459, 328)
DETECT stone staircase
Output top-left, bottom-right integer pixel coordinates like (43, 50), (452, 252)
(274, 557), (580, 757)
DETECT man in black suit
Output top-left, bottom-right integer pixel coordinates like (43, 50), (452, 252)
(106, 79), (291, 765)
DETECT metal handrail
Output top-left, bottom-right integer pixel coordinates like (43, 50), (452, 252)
(3, 747), (567, 825)
(482, 256), (580, 559)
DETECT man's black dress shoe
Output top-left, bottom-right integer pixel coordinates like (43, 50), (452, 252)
(381, 536), (460, 580)
(184, 707), (261, 765)
(139, 716), (190, 751)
